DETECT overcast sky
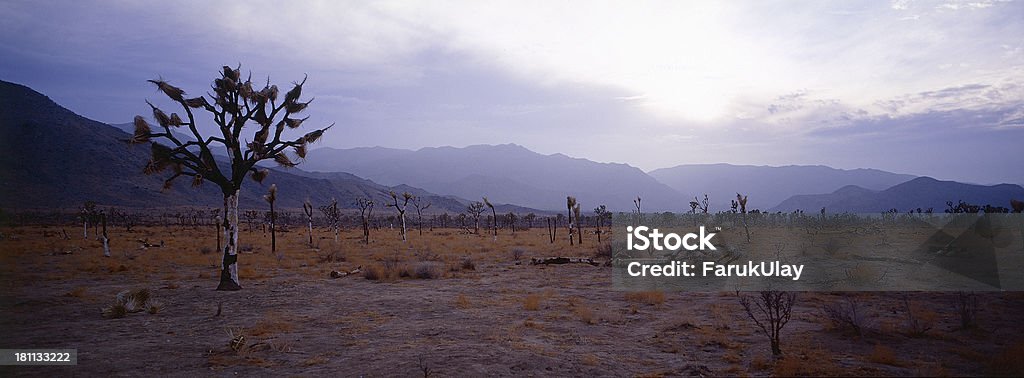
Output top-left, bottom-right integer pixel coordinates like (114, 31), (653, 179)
(1, 0), (1021, 184)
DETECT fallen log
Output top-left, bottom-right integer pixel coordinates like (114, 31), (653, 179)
(530, 257), (600, 266)
(330, 266), (363, 279)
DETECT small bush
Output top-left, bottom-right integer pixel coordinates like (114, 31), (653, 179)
(363, 264), (385, 281)
(523, 294), (542, 311)
(821, 296), (873, 336)
(901, 296), (935, 337)
(867, 344), (900, 366)
(414, 262), (442, 279)
(625, 291), (666, 306)
(200, 246), (214, 255)
(460, 257), (476, 271)
(511, 247), (526, 262)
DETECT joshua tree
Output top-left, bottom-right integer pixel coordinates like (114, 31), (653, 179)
(412, 196), (431, 236)
(80, 201), (98, 239)
(593, 205), (610, 243)
(302, 199), (314, 247)
(574, 202), (583, 245)
(130, 65), (331, 291)
(320, 198), (341, 243)
(466, 201), (485, 234)
(356, 198), (374, 244)
(387, 191), (412, 241)
(566, 196), (577, 246)
(523, 212), (536, 229)
(633, 196), (642, 225)
(483, 197), (498, 240)
(100, 210), (110, 257)
(505, 212), (518, 234)
(737, 193), (750, 242)
(264, 184), (278, 253)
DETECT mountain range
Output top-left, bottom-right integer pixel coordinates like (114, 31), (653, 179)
(772, 177), (1024, 213)
(648, 163), (917, 211)
(3, 79), (1021, 214)
(0, 80), (498, 213)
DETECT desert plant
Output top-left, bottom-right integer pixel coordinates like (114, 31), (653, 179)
(739, 290), (797, 356)
(483, 197), (497, 240)
(319, 198), (341, 243)
(130, 65), (331, 290)
(412, 196), (431, 236)
(388, 191), (412, 241)
(356, 197), (373, 244)
(302, 199), (314, 247)
(593, 205), (610, 243)
(466, 201), (485, 234)
(821, 296), (873, 336)
(566, 196), (577, 245)
(264, 184), (277, 253)
(900, 295), (934, 337)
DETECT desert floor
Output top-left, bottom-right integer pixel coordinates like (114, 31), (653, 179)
(2, 224), (1023, 376)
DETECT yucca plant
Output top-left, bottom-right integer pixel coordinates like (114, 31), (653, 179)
(264, 184), (278, 253)
(483, 197), (497, 240)
(131, 65), (331, 291)
(566, 196), (577, 246)
(387, 191), (412, 241)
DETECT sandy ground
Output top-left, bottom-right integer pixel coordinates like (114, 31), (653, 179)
(1, 225), (1023, 376)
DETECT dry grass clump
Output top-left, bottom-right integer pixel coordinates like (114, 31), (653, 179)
(867, 344), (901, 366)
(363, 263), (389, 281)
(101, 288), (160, 319)
(574, 306), (597, 325)
(625, 291), (666, 306)
(64, 286), (87, 298)
(414, 261), (443, 279)
(523, 293), (542, 311)
(772, 340), (844, 376)
(454, 294), (471, 309)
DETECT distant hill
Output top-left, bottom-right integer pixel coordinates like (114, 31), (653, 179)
(303, 145), (683, 212)
(0, 80), (494, 212)
(648, 163), (917, 210)
(771, 177), (1024, 213)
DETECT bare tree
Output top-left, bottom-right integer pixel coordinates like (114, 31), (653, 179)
(739, 290), (797, 356)
(80, 201), (98, 239)
(387, 191), (412, 241)
(130, 65), (331, 290)
(264, 184), (278, 253)
(566, 196), (577, 245)
(302, 199), (314, 247)
(356, 198), (374, 244)
(523, 212), (536, 229)
(466, 201), (485, 234)
(319, 198), (341, 243)
(412, 195), (431, 236)
(574, 202), (583, 245)
(483, 197), (497, 240)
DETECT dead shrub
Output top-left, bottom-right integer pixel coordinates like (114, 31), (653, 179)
(739, 290), (797, 356)
(363, 264), (386, 281)
(625, 291), (666, 306)
(821, 296), (874, 336)
(901, 296), (935, 337)
(523, 294), (542, 311)
(460, 256), (476, 271)
(102, 288), (156, 319)
(867, 344), (900, 366)
(511, 247), (526, 262)
(414, 262), (442, 279)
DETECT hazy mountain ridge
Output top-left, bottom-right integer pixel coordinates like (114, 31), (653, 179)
(0, 80), (495, 212)
(304, 144), (685, 211)
(648, 163), (918, 210)
(772, 177), (1024, 213)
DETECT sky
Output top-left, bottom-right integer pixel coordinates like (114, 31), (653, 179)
(1, 0), (1022, 184)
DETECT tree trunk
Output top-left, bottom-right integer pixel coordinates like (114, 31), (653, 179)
(270, 202), (276, 253)
(83, 221), (88, 239)
(400, 213), (407, 241)
(217, 190), (242, 291)
(101, 214), (110, 257)
(307, 218), (313, 247)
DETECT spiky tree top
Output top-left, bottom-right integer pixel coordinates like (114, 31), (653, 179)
(131, 65), (332, 194)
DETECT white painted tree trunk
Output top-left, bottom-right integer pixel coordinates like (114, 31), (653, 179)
(83, 222), (88, 239)
(307, 219), (314, 246)
(217, 190), (242, 291)
(102, 236), (110, 257)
